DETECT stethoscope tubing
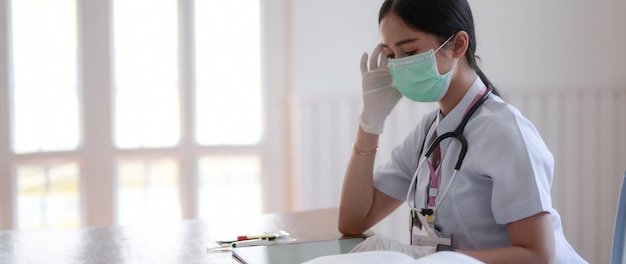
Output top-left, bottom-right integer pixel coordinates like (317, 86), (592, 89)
(406, 87), (493, 214)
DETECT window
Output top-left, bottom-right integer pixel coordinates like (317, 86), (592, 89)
(113, 0), (180, 149)
(198, 156), (262, 220)
(1, 0), (281, 230)
(9, 0), (81, 230)
(111, 0), (264, 225)
(194, 0), (263, 146)
(10, 0), (79, 154)
(16, 162), (81, 230)
(193, 0), (265, 221)
(116, 159), (181, 225)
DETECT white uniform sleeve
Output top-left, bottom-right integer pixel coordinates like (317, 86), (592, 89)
(373, 111), (437, 201)
(478, 107), (554, 225)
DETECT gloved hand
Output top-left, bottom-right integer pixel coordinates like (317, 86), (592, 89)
(350, 233), (436, 259)
(358, 44), (402, 135)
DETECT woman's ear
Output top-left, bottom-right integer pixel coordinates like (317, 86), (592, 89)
(452, 31), (469, 59)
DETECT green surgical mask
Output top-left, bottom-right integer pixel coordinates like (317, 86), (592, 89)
(389, 35), (457, 102)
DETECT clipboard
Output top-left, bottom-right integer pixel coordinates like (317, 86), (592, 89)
(231, 237), (365, 264)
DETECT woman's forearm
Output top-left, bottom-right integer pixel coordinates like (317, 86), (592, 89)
(338, 126), (380, 234)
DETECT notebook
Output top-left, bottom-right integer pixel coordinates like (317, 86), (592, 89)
(231, 237), (366, 264)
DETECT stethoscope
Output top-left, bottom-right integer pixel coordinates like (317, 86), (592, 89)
(406, 86), (493, 222)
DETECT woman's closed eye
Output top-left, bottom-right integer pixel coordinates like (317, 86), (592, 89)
(404, 50), (418, 56)
(387, 50), (418, 59)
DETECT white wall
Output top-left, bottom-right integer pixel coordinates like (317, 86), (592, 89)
(288, 1), (626, 263)
(291, 0), (381, 98)
(472, 0), (626, 91)
(291, 0), (626, 96)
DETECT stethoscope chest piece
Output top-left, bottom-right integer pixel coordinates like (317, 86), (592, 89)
(426, 214), (435, 223)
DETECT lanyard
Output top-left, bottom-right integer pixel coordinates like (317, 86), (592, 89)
(407, 86), (491, 222)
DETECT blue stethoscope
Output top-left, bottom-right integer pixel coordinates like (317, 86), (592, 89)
(407, 86), (493, 222)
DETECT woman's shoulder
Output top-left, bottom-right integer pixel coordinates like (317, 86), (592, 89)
(478, 95), (536, 130)
(475, 95), (549, 150)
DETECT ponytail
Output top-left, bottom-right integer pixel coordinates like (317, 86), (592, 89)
(466, 53), (500, 97)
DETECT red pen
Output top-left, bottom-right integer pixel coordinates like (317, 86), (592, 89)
(214, 230), (289, 245)
(237, 232), (275, 241)
(237, 230), (289, 241)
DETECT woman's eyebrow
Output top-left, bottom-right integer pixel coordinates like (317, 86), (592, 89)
(381, 38), (419, 48)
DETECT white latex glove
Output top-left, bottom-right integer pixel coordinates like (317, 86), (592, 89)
(350, 234), (436, 259)
(358, 44), (402, 135)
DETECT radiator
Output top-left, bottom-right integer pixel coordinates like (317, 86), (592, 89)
(291, 88), (626, 264)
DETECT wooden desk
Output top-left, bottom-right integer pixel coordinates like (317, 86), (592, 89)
(0, 208), (361, 263)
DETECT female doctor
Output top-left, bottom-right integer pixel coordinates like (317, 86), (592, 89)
(338, 0), (587, 263)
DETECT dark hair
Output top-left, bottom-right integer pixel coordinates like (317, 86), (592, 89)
(379, 0), (500, 96)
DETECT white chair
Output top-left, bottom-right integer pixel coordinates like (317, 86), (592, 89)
(611, 171), (626, 264)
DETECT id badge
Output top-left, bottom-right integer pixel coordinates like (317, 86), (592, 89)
(409, 209), (451, 246)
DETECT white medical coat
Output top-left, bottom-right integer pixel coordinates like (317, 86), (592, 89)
(374, 77), (587, 263)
